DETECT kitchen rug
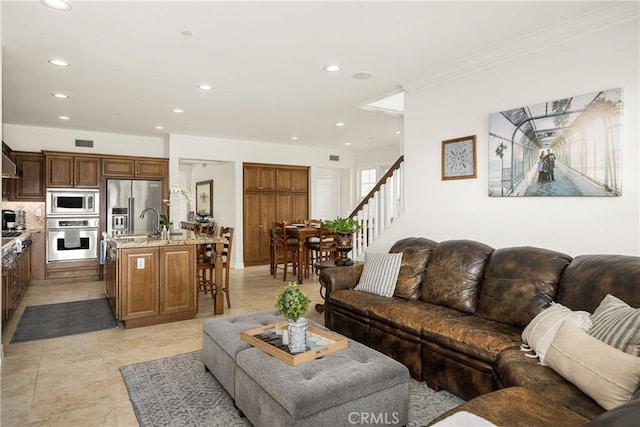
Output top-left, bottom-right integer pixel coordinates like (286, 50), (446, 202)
(10, 298), (118, 343)
(120, 351), (464, 427)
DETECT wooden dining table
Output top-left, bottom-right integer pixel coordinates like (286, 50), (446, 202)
(285, 225), (321, 284)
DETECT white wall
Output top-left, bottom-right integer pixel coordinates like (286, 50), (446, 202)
(373, 19), (640, 257)
(3, 124), (167, 157)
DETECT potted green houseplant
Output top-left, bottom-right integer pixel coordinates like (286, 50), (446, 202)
(274, 282), (311, 353)
(324, 216), (363, 266)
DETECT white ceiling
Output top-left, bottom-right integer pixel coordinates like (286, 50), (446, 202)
(1, 1), (618, 151)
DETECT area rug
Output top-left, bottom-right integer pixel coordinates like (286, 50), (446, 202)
(120, 351), (464, 427)
(11, 298), (118, 344)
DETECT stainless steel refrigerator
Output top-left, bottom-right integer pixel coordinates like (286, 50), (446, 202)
(106, 179), (163, 235)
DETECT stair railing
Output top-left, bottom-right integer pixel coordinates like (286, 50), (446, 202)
(349, 155), (404, 260)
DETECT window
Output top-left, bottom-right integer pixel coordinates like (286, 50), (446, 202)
(360, 168), (376, 199)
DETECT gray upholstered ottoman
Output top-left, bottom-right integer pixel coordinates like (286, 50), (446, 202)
(203, 311), (410, 426)
(202, 310), (283, 398)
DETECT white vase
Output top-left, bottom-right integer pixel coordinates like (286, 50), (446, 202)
(287, 318), (308, 354)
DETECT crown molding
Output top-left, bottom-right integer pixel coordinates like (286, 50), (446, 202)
(400, 2), (639, 93)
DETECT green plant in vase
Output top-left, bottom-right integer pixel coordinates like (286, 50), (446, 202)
(274, 282), (311, 354)
(324, 216), (362, 265)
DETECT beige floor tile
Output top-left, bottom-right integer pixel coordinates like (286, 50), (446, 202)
(29, 379), (112, 423)
(1, 264), (327, 424)
(35, 358), (108, 392)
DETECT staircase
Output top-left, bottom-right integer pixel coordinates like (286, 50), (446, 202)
(349, 155), (404, 260)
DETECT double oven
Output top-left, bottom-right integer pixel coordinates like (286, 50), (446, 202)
(46, 189), (100, 263)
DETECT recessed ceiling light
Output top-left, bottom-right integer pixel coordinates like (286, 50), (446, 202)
(48, 58), (70, 67)
(335, 122), (345, 127)
(155, 126), (164, 130)
(42, 0), (71, 10)
(172, 108), (184, 113)
(52, 93), (69, 99)
(58, 115), (70, 120)
(344, 142), (352, 146)
(198, 84), (213, 91)
(352, 71), (373, 80)
(180, 30), (193, 37)
(291, 136), (299, 141)
(324, 65), (341, 72)
(395, 130), (401, 135)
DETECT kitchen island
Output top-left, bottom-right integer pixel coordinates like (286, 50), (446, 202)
(103, 230), (226, 328)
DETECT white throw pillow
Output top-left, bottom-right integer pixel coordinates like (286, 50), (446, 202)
(354, 252), (403, 297)
(545, 321), (640, 410)
(521, 302), (592, 364)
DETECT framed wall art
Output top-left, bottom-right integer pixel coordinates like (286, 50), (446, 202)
(195, 180), (213, 217)
(488, 88), (622, 197)
(442, 135), (477, 180)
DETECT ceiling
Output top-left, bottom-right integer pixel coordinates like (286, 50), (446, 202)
(1, 1), (618, 151)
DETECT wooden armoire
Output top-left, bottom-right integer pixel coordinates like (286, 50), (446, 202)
(243, 163), (309, 266)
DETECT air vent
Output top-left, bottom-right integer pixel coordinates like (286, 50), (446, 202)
(329, 155), (340, 161)
(75, 139), (94, 148)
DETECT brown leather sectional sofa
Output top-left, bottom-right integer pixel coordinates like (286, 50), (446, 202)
(320, 237), (640, 424)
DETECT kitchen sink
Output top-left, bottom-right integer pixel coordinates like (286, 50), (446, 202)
(113, 234), (155, 240)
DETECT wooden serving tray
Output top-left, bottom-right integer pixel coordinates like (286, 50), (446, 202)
(241, 322), (348, 366)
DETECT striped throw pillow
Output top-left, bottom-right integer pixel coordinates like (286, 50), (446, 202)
(355, 252), (403, 297)
(589, 294), (640, 356)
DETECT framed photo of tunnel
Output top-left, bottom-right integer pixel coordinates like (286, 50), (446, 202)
(488, 88), (623, 197)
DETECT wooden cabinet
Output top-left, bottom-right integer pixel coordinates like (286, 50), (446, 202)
(30, 232), (46, 280)
(243, 163), (309, 266)
(102, 158), (167, 178)
(2, 242), (30, 331)
(12, 152), (45, 200)
(118, 245), (195, 326)
(276, 168), (308, 193)
(45, 154), (100, 188)
(243, 191), (276, 266)
(244, 165), (276, 192)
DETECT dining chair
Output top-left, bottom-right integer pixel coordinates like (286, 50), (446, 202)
(273, 221), (298, 281)
(218, 226), (234, 309)
(196, 222), (218, 302)
(305, 219), (336, 274)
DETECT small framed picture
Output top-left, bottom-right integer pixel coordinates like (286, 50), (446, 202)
(195, 180), (213, 217)
(442, 135), (477, 180)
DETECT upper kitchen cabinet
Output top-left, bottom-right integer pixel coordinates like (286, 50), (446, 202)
(102, 157), (167, 179)
(44, 153), (100, 188)
(275, 167), (308, 192)
(12, 152), (45, 200)
(243, 165), (276, 192)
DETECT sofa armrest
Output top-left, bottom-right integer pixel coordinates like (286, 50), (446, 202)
(319, 264), (364, 294)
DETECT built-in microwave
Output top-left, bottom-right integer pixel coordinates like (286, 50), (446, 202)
(46, 189), (100, 216)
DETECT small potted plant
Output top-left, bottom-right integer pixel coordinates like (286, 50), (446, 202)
(274, 282), (311, 353)
(324, 216), (363, 265)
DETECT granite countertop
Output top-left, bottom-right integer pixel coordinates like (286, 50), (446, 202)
(103, 230), (226, 249)
(2, 229), (43, 251)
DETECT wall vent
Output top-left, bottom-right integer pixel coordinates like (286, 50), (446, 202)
(329, 155), (340, 161)
(75, 139), (94, 148)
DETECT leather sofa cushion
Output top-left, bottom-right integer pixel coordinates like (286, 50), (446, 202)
(420, 315), (521, 363)
(421, 240), (494, 313)
(429, 387), (589, 427)
(556, 254), (640, 313)
(329, 289), (397, 317)
(389, 237), (438, 300)
(495, 347), (605, 420)
(477, 246), (572, 328)
(369, 299), (467, 335)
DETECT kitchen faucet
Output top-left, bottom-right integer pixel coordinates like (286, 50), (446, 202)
(139, 207), (161, 235)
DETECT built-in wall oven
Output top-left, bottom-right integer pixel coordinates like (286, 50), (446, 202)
(46, 217), (99, 262)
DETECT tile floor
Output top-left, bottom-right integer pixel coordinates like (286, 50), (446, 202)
(0, 266), (325, 426)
